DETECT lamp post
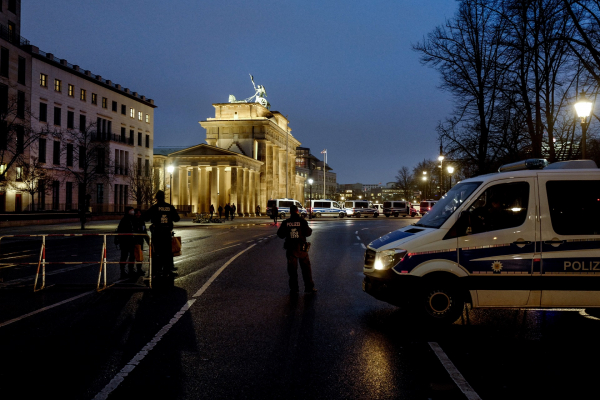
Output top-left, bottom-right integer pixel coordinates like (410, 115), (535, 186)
(308, 178), (313, 219)
(438, 155), (444, 198)
(447, 166), (454, 191)
(575, 90), (593, 159)
(167, 165), (174, 204)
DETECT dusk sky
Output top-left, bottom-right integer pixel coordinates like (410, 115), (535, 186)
(23, 0), (459, 185)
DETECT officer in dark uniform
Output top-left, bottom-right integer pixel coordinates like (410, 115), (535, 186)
(143, 190), (180, 276)
(277, 204), (316, 294)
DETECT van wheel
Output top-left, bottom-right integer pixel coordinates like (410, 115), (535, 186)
(393, 213), (399, 217)
(421, 285), (464, 324)
(339, 212), (345, 218)
(315, 212), (321, 218)
(385, 214), (390, 218)
(279, 213), (285, 219)
(355, 212), (361, 218)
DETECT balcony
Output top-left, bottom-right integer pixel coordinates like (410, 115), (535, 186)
(91, 132), (134, 146)
(0, 24), (30, 47)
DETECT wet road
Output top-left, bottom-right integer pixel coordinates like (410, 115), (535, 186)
(1, 217), (600, 399)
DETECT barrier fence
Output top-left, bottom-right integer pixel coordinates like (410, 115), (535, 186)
(0, 233), (153, 291)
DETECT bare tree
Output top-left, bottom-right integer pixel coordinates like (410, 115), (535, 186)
(395, 166), (414, 200)
(127, 160), (156, 208)
(11, 155), (54, 211)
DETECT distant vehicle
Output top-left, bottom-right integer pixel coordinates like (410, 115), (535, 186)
(345, 200), (378, 217)
(266, 199), (308, 219)
(373, 203), (384, 215)
(308, 200), (346, 218)
(419, 200), (438, 215)
(383, 201), (416, 217)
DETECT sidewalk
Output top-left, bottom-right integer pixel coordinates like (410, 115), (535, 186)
(0, 215), (278, 236)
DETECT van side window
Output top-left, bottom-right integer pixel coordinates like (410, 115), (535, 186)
(547, 180), (600, 235)
(464, 182), (530, 235)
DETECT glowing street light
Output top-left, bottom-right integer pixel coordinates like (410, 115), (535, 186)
(575, 91), (593, 159)
(447, 165), (454, 190)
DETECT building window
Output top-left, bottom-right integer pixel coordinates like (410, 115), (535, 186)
(145, 114), (149, 123)
(129, 130), (134, 145)
(145, 134), (150, 148)
(67, 144), (73, 167)
(17, 56), (26, 84)
(130, 108), (134, 118)
(0, 121), (7, 150)
(91, 93), (97, 105)
(40, 73), (48, 87)
(137, 158), (142, 176)
(8, 0), (16, 13)
(112, 101), (117, 112)
(80, 89), (86, 101)
(16, 166), (22, 182)
(145, 159), (150, 177)
(39, 138), (46, 163)
(102, 97), (107, 109)
(137, 131), (142, 146)
(121, 127), (126, 142)
(0, 83), (6, 114)
(16, 126), (23, 154)
(53, 141), (60, 165)
(79, 114), (86, 132)
(138, 111), (142, 121)
(0, 47), (8, 78)
(54, 107), (61, 126)
(97, 183), (104, 205)
(121, 104), (126, 115)
(39, 103), (47, 122)
(17, 91), (24, 118)
(67, 111), (74, 129)
(68, 84), (74, 97)
(54, 79), (62, 92)
(66, 182), (73, 210)
(79, 146), (85, 168)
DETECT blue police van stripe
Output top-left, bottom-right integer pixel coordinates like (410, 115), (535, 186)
(370, 231), (414, 250)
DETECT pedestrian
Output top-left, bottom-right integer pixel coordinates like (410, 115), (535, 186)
(209, 204), (215, 219)
(277, 204), (316, 294)
(143, 190), (180, 277)
(272, 204), (279, 225)
(133, 208), (149, 276)
(231, 203), (236, 220)
(256, 204), (261, 216)
(224, 203), (231, 221)
(116, 206), (135, 278)
(218, 205), (223, 219)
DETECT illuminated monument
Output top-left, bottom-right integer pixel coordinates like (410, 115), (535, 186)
(154, 76), (305, 215)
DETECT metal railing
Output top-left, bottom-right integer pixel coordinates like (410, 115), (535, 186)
(91, 132), (134, 145)
(0, 23), (30, 46)
(0, 233), (153, 291)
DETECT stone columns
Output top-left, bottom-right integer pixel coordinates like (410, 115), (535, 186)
(230, 166), (238, 209)
(265, 142), (273, 201)
(279, 148), (286, 197)
(172, 166), (180, 206)
(210, 167), (218, 207)
(200, 166), (209, 213)
(179, 167), (188, 208)
(218, 166), (226, 207)
(249, 170), (256, 215)
(272, 145), (279, 199)
(289, 153), (296, 199)
(243, 168), (250, 215)
(191, 166), (199, 213)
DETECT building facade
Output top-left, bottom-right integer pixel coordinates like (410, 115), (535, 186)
(295, 147), (337, 202)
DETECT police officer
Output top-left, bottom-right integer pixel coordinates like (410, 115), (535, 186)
(277, 204), (317, 294)
(143, 190), (180, 276)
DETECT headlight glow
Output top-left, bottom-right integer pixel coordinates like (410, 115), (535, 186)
(373, 249), (408, 270)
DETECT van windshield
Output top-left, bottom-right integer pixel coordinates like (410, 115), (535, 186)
(415, 182), (482, 228)
(354, 201), (369, 208)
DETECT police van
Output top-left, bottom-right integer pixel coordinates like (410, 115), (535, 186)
(419, 200), (437, 215)
(309, 199), (346, 218)
(383, 201), (417, 218)
(345, 200), (378, 217)
(266, 199), (308, 219)
(363, 159), (600, 324)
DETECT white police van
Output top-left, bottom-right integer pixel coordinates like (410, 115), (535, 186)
(383, 201), (416, 217)
(345, 200), (378, 217)
(363, 159), (600, 324)
(266, 198), (308, 219)
(309, 199), (346, 218)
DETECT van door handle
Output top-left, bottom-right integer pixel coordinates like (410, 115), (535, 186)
(512, 240), (532, 245)
(544, 240), (565, 245)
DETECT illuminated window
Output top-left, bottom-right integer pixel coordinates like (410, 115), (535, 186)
(80, 89), (86, 101)
(68, 84), (74, 97)
(102, 97), (107, 109)
(91, 93), (97, 105)
(145, 114), (149, 123)
(40, 73), (47, 87)
(54, 79), (61, 92)
(16, 166), (22, 181)
(130, 108), (134, 118)
(138, 111), (142, 121)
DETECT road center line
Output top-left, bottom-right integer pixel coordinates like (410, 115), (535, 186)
(0, 291), (95, 328)
(94, 244), (258, 399)
(360, 243), (366, 249)
(356, 236), (361, 240)
(428, 342), (481, 400)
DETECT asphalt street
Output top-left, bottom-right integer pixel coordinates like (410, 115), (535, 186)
(1, 216), (600, 399)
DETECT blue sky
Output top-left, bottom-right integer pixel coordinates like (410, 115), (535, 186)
(23, 0), (458, 184)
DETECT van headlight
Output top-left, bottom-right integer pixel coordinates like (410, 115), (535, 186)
(373, 249), (408, 270)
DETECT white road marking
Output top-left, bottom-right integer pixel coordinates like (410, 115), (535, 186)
(360, 243), (366, 249)
(355, 231), (358, 234)
(356, 236), (360, 240)
(429, 342), (481, 400)
(0, 291), (94, 328)
(94, 244), (258, 399)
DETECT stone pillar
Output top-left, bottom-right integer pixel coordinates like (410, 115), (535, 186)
(230, 166), (238, 210)
(272, 145), (279, 199)
(278, 148), (285, 198)
(249, 170), (256, 216)
(191, 166), (199, 214)
(210, 167), (218, 208)
(218, 166), (226, 207)
(172, 165), (180, 206)
(289, 153), (296, 200)
(179, 167), (188, 208)
(265, 142), (273, 201)
(200, 166), (209, 213)
(243, 168), (250, 215)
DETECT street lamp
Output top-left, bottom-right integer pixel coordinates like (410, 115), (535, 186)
(575, 91), (593, 159)
(438, 155), (444, 198)
(308, 178), (313, 219)
(447, 165), (454, 190)
(167, 165), (174, 204)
